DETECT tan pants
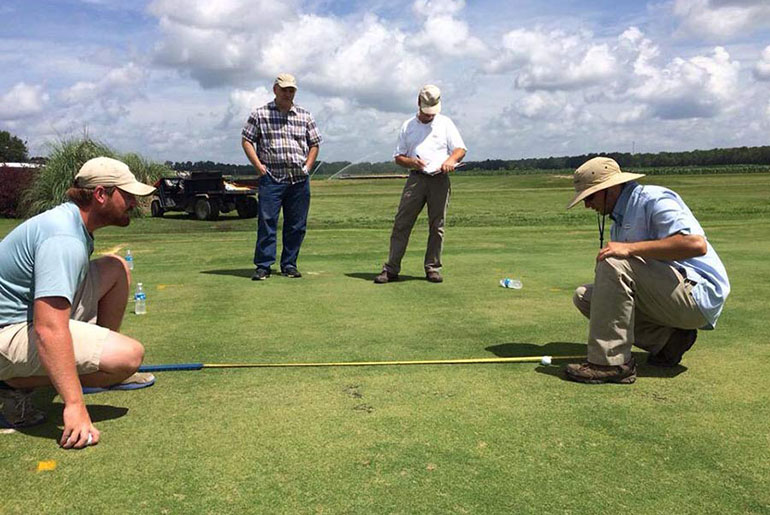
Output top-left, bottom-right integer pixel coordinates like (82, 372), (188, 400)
(384, 171), (451, 274)
(573, 257), (707, 366)
(0, 261), (108, 380)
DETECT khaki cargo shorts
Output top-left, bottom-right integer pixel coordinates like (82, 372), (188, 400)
(0, 261), (109, 380)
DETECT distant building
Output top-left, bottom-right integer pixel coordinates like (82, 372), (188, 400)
(0, 162), (42, 170)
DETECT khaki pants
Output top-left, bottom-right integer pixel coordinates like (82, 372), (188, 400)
(573, 257), (707, 366)
(384, 171), (451, 274)
(0, 261), (108, 380)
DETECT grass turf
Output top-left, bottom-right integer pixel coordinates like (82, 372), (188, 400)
(1, 173), (769, 513)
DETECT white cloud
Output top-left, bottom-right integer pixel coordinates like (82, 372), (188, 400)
(150, 1), (433, 111)
(260, 13), (430, 111)
(0, 83), (49, 120)
(60, 62), (146, 104)
(513, 91), (570, 119)
(672, 0), (770, 39)
(219, 86), (273, 129)
(629, 46), (740, 119)
(411, 0), (486, 57)
(486, 29), (617, 91)
(412, 0), (465, 17)
(148, 0), (295, 31)
(754, 45), (770, 81)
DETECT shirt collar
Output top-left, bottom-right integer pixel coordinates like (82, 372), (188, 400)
(269, 100), (296, 115)
(611, 181), (637, 224)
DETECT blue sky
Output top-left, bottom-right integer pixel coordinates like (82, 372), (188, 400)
(1, 0), (769, 164)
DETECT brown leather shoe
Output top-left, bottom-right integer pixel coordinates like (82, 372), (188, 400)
(648, 329), (697, 367)
(374, 270), (399, 284)
(426, 270), (443, 283)
(564, 357), (637, 384)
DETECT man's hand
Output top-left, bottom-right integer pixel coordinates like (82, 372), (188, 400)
(412, 156), (427, 170)
(60, 402), (100, 449)
(597, 241), (634, 262)
(256, 162), (268, 176)
(440, 158), (458, 174)
(596, 234), (707, 262)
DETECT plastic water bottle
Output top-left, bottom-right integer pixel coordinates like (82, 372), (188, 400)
(500, 278), (523, 289)
(134, 283), (146, 315)
(125, 249), (134, 271)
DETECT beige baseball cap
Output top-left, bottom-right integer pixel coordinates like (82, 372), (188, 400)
(418, 84), (441, 115)
(274, 73), (297, 89)
(566, 157), (645, 209)
(75, 157), (156, 196)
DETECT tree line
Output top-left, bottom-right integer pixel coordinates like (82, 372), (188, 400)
(3, 129), (770, 175)
(165, 145), (770, 176)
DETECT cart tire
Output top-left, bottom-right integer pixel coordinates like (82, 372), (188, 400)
(194, 198), (218, 221)
(150, 199), (164, 217)
(237, 197), (258, 219)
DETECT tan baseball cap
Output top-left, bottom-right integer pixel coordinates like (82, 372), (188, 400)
(566, 157), (645, 209)
(75, 157), (156, 197)
(418, 84), (441, 115)
(274, 73), (297, 89)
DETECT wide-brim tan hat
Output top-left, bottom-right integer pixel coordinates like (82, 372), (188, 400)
(418, 84), (441, 115)
(75, 157), (156, 196)
(566, 157), (645, 209)
(274, 73), (297, 89)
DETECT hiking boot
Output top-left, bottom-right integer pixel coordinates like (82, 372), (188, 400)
(0, 387), (46, 428)
(251, 268), (271, 281)
(281, 266), (302, 278)
(564, 357), (637, 384)
(426, 271), (443, 283)
(648, 329), (697, 367)
(374, 270), (399, 284)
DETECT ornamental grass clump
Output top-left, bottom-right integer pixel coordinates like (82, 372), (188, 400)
(22, 137), (168, 217)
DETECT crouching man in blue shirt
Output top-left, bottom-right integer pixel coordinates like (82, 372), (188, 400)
(0, 157), (156, 447)
(563, 157), (730, 384)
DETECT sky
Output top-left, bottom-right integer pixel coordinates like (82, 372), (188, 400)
(1, 0), (769, 165)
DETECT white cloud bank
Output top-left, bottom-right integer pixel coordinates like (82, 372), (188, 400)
(2, 0), (769, 162)
(672, 0), (770, 39)
(0, 83), (49, 121)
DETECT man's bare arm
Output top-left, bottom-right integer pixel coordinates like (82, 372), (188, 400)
(597, 234), (707, 262)
(34, 297), (99, 449)
(241, 138), (267, 176)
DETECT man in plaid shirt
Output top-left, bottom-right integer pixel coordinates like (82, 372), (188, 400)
(241, 73), (322, 280)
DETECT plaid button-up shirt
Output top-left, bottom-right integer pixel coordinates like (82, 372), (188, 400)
(242, 101), (322, 184)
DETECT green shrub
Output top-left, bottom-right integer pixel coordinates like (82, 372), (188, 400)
(22, 137), (168, 217)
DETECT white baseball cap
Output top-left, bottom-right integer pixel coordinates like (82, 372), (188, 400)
(418, 84), (441, 115)
(75, 157), (156, 196)
(274, 73), (298, 89)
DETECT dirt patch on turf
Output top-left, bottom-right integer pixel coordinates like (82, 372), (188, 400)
(343, 385), (363, 398)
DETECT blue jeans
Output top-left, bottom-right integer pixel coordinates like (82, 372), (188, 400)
(254, 174), (310, 271)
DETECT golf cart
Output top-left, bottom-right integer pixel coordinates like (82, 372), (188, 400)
(150, 171), (258, 221)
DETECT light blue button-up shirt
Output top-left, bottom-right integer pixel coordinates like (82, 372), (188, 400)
(610, 182), (730, 329)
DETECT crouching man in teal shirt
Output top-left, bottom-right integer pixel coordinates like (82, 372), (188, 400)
(564, 157), (730, 384)
(0, 157), (156, 448)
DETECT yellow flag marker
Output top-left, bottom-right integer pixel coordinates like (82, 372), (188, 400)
(37, 460), (57, 472)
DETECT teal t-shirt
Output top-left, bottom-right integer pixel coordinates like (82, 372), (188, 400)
(0, 202), (94, 324)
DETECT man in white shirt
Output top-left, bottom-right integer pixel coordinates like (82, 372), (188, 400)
(374, 85), (467, 284)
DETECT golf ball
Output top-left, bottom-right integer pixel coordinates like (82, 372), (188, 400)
(540, 355), (552, 366)
(86, 433), (93, 446)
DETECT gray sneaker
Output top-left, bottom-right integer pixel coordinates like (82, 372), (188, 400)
(0, 387), (46, 428)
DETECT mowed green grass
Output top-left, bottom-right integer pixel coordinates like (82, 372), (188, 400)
(1, 173), (769, 514)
